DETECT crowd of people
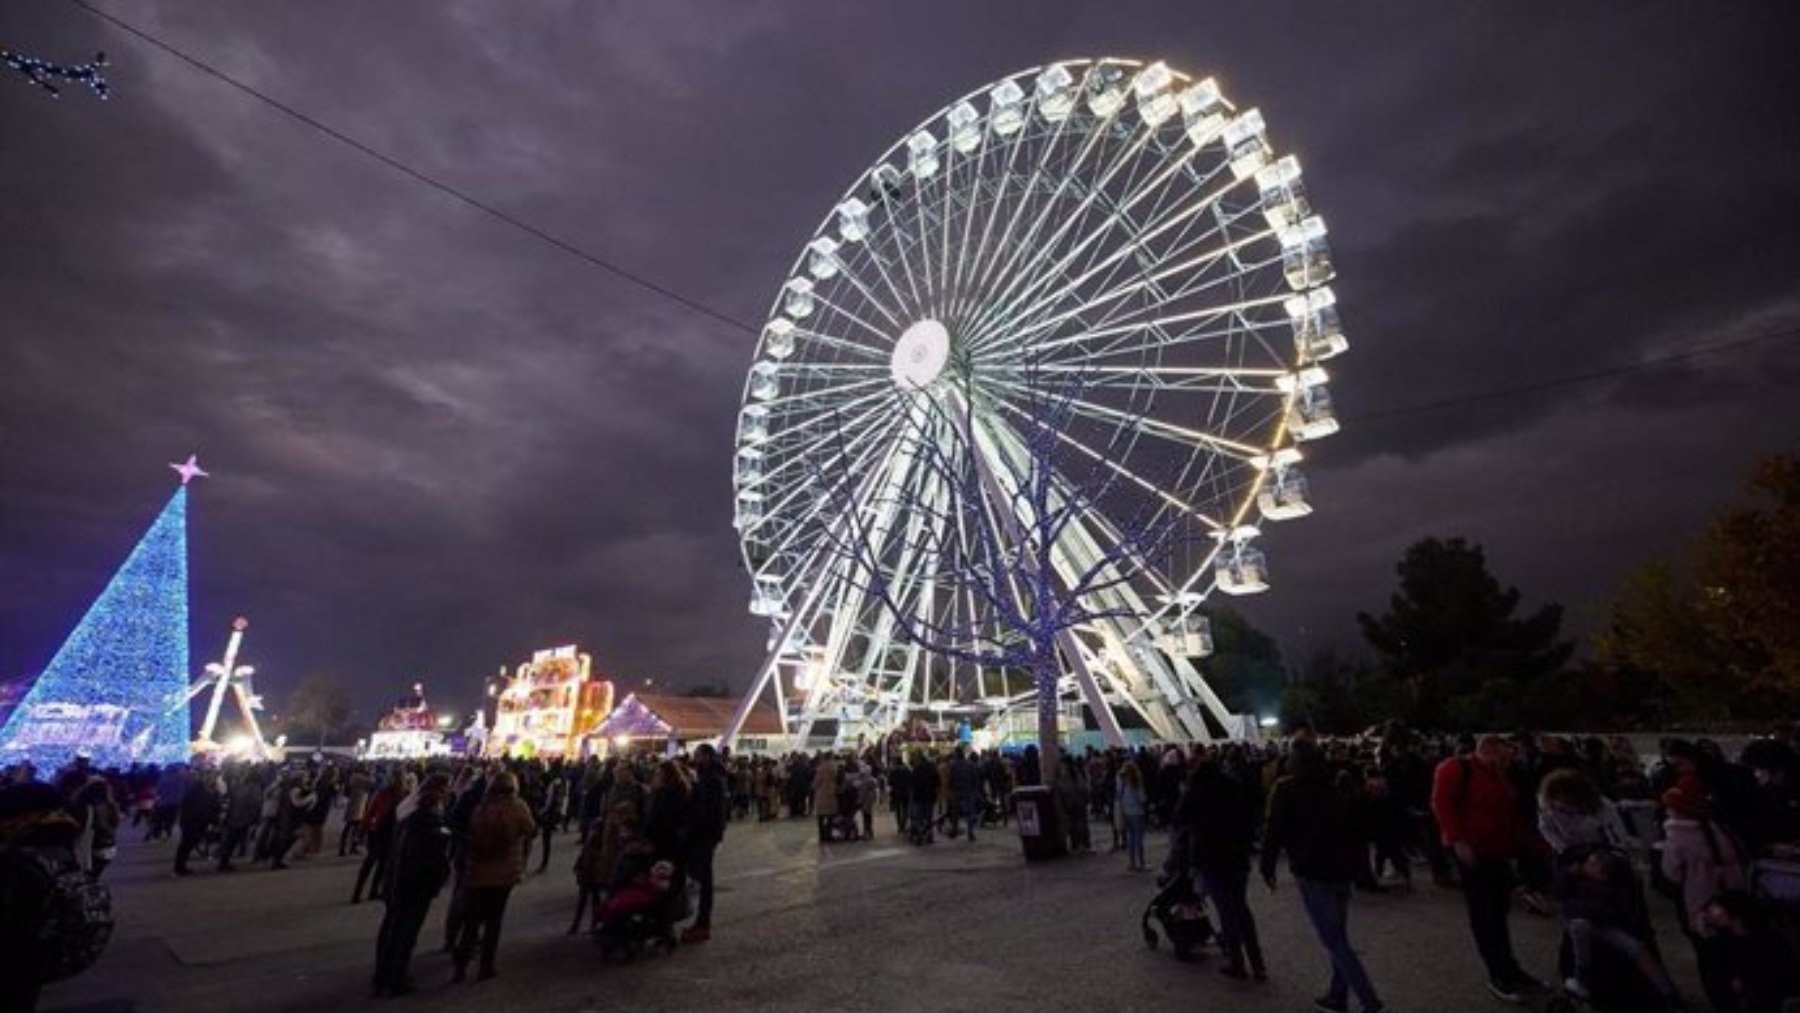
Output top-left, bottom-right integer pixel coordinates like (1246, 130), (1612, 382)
(6, 723), (1800, 1011)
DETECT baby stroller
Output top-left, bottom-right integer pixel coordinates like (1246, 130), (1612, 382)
(1141, 868), (1216, 962)
(822, 784), (863, 842)
(1542, 846), (1681, 1013)
(594, 858), (677, 961)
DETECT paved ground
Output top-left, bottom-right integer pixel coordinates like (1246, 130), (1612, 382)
(43, 815), (1706, 1013)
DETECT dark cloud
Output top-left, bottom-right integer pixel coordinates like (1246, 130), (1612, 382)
(2, 0), (1797, 724)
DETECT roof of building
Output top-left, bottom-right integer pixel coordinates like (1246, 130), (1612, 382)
(594, 692), (782, 739)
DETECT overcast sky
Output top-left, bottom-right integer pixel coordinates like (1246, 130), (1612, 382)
(3, 1), (1797, 725)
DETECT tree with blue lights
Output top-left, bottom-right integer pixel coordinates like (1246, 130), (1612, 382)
(3, 47), (110, 100)
(0, 457), (205, 771)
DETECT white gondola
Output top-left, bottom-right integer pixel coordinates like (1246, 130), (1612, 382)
(1286, 287), (1347, 363)
(737, 404), (770, 445)
(1280, 215), (1336, 290)
(1257, 465), (1312, 520)
(1287, 385), (1340, 441)
(783, 277), (815, 318)
(807, 237), (840, 280)
(1256, 155), (1310, 230)
(763, 318), (796, 360)
(734, 489), (765, 531)
(1132, 62), (1178, 126)
(946, 100), (983, 152)
(835, 197), (870, 243)
(1222, 108), (1270, 180)
(749, 361), (780, 402)
(989, 78), (1026, 135)
(1084, 63), (1127, 117)
(1035, 64), (1077, 121)
(907, 130), (940, 177)
(1159, 611), (1214, 657)
(734, 446), (764, 487)
(1215, 543), (1270, 595)
(1178, 77), (1225, 146)
(750, 577), (785, 618)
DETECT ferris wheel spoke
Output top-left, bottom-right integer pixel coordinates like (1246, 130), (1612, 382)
(967, 136), (1213, 353)
(956, 105), (1136, 344)
(952, 106), (1083, 332)
(946, 101), (1048, 330)
(988, 397), (1224, 529)
(961, 123), (1157, 355)
(987, 376), (1268, 460)
(972, 222), (1277, 363)
(978, 290), (1291, 368)
(1031, 362), (1291, 395)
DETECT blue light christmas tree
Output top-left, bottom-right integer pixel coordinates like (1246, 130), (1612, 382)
(0, 458), (205, 770)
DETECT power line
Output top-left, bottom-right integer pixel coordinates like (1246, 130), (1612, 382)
(65, 0), (760, 337)
(58, 1), (1800, 428)
(1350, 324), (1800, 425)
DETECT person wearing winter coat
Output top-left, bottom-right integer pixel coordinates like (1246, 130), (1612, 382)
(811, 754), (840, 843)
(70, 777), (121, 878)
(352, 776), (408, 904)
(1261, 740), (1383, 1013)
(372, 774), (453, 998)
(1662, 777), (1753, 1011)
(173, 769), (219, 876)
(451, 771), (535, 982)
(1183, 755), (1265, 981)
(679, 744), (728, 944)
(218, 771), (262, 872)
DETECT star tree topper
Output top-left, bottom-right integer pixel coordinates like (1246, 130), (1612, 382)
(170, 454), (209, 486)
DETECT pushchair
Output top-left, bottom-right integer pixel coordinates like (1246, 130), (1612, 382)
(1542, 846), (1682, 1013)
(594, 858), (678, 961)
(1140, 868), (1216, 962)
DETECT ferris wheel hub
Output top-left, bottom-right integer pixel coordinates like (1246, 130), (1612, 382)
(891, 318), (951, 389)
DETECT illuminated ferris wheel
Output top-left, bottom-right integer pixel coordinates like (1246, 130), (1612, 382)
(723, 58), (1348, 748)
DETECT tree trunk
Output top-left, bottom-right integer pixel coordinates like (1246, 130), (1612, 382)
(1035, 655), (1061, 784)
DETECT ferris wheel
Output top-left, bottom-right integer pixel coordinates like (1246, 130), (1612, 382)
(722, 58), (1347, 748)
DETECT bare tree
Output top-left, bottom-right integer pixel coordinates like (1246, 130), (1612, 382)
(811, 374), (1197, 780)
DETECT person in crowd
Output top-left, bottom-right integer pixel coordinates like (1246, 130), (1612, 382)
(1, 781), (91, 1013)
(533, 771), (566, 875)
(451, 771), (535, 983)
(372, 773), (453, 998)
(1056, 758), (1091, 854)
(1695, 890), (1800, 1013)
(1183, 752), (1266, 982)
(811, 752), (840, 844)
(353, 772), (409, 904)
(888, 756), (912, 837)
(679, 743), (727, 944)
(1261, 740), (1384, 1013)
(909, 751), (939, 845)
(149, 765), (183, 842)
(569, 813), (610, 936)
(948, 747), (980, 843)
(1116, 762), (1148, 872)
(218, 768), (262, 873)
(1431, 734), (1549, 1004)
(852, 760), (879, 840)
(69, 777), (120, 878)
(173, 766), (218, 876)
(1662, 776), (1753, 1010)
(339, 764), (374, 857)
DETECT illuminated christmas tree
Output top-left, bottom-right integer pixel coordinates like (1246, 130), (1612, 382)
(0, 457), (205, 770)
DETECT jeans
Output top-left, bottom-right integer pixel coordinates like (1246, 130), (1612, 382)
(960, 795), (982, 839)
(1459, 858), (1524, 982)
(1201, 865), (1264, 973)
(453, 886), (513, 974)
(217, 824), (252, 869)
(1296, 878), (1381, 1010)
(1122, 814), (1147, 868)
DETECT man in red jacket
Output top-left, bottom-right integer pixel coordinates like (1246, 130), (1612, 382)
(1430, 735), (1549, 1004)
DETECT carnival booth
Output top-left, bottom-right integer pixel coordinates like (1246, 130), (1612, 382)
(592, 692), (782, 755)
(488, 645), (614, 759)
(364, 682), (452, 760)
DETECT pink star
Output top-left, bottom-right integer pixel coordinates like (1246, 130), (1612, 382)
(170, 454), (209, 486)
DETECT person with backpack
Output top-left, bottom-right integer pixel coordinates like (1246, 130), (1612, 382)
(0, 781), (113, 1013)
(1431, 734), (1550, 1004)
(372, 773), (453, 998)
(451, 771), (535, 983)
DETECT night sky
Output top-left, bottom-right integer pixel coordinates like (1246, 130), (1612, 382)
(3, 2), (1798, 726)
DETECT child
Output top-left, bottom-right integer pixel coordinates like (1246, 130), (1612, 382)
(1556, 846), (1686, 1007)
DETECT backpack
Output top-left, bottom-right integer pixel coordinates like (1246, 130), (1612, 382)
(7, 844), (113, 982)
